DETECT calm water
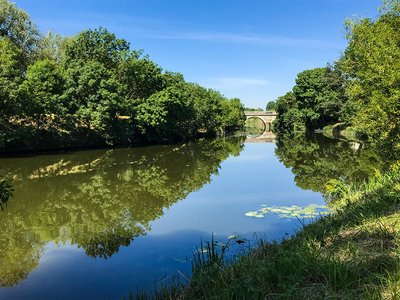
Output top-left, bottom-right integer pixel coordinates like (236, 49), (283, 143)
(0, 135), (379, 299)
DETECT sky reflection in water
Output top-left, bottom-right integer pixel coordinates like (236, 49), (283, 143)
(0, 137), (340, 300)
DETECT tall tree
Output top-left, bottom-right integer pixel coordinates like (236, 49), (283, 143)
(0, 37), (25, 147)
(135, 84), (197, 142)
(219, 97), (246, 132)
(63, 60), (126, 144)
(117, 55), (164, 101)
(0, 0), (41, 63)
(341, 0), (400, 152)
(61, 28), (130, 69)
(19, 60), (65, 136)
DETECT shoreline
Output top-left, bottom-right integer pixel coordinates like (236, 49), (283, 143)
(142, 165), (400, 299)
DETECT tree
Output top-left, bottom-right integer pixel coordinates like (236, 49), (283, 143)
(37, 31), (64, 61)
(0, 1), (248, 151)
(63, 60), (126, 144)
(292, 67), (346, 130)
(0, 37), (25, 147)
(117, 55), (164, 101)
(341, 1), (400, 153)
(220, 98), (246, 132)
(273, 92), (304, 133)
(187, 84), (224, 134)
(19, 60), (65, 146)
(273, 67), (347, 133)
(61, 28), (130, 69)
(162, 71), (185, 88)
(135, 84), (198, 142)
(266, 101), (276, 111)
(0, 0), (41, 63)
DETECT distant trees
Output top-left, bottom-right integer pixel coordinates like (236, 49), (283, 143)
(273, 0), (400, 154)
(266, 101), (276, 111)
(0, 1), (245, 151)
(273, 67), (347, 133)
(244, 107), (263, 111)
(220, 98), (246, 132)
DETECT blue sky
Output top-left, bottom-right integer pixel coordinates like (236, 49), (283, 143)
(15, 0), (382, 108)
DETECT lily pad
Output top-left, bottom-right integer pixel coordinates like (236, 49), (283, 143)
(245, 204), (331, 219)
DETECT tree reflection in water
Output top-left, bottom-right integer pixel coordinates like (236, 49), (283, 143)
(0, 137), (245, 287)
(275, 134), (383, 193)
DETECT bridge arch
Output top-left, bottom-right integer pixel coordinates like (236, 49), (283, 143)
(244, 111), (277, 136)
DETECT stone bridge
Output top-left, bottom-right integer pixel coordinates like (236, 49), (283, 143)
(244, 111), (277, 142)
(245, 111), (277, 132)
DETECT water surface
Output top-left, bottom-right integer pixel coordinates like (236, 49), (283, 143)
(0, 135), (376, 299)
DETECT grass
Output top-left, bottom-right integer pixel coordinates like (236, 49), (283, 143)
(135, 164), (400, 299)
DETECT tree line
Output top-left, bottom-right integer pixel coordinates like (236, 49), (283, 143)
(0, 0), (246, 152)
(271, 0), (400, 156)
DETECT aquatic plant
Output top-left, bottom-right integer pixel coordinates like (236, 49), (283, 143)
(245, 204), (331, 219)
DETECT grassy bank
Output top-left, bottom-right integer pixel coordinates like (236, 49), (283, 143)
(139, 165), (400, 299)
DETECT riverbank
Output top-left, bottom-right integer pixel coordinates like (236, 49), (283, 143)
(143, 165), (400, 299)
(0, 131), (231, 158)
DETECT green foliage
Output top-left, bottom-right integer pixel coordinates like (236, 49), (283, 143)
(273, 67), (347, 134)
(0, 37), (25, 147)
(0, 177), (13, 211)
(20, 60), (66, 129)
(188, 84), (225, 134)
(0, 1), (245, 151)
(341, 2), (400, 153)
(273, 91), (304, 133)
(117, 55), (164, 101)
(275, 134), (382, 193)
(0, 137), (244, 286)
(63, 60), (126, 143)
(265, 101), (276, 111)
(37, 32), (64, 61)
(161, 71), (185, 88)
(219, 97), (246, 132)
(61, 27), (130, 69)
(136, 84), (197, 142)
(0, 0), (40, 63)
(132, 81), (244, 143)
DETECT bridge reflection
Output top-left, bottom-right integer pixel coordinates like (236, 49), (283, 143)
(245, 132), (276, 143)
(244, 111), (277, 142)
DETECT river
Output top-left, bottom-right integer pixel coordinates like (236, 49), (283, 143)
(0, 134), (379, 299)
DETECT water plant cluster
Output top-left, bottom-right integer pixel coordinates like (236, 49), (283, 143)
(245, 204), (331, 219)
